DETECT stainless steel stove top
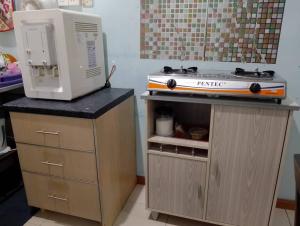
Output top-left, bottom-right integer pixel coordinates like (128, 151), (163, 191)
(147, 67), (287, 103)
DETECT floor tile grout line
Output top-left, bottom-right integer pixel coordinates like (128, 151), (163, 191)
(285, 209), (292, 226)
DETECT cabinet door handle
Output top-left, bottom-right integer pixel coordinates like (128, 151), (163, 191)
(48, 195), (68, 201)
(198, 185), (202, 200)
(198, 185), (205, 208)
(36, 130), (60, 135)
(41, 161), (64, 167)
(215, 162), (221, 186)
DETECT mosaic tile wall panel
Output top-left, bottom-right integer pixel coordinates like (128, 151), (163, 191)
(205, 0), (260, 62)
(254, 0), (286, 64)
(140, 0), (208, 61)
(140, 0), (286, 64)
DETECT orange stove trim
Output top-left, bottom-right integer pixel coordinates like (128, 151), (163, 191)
(147, 82), (285, 97)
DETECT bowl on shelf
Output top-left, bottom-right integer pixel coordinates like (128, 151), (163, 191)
(189, 127), (208, 140)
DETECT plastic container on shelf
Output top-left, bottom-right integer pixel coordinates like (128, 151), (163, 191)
(155, 106), (174, 137)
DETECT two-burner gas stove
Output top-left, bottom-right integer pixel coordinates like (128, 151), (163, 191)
(147, 66), (287, 103)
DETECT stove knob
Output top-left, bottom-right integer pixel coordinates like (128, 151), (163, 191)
(250, 83), (261, 93)
(167, 79), (177, 89)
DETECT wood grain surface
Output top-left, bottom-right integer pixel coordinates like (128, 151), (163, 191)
(10, 112), (95, 151)
(94, 96), (136, 226)
(148, 136), (209, 150)
(206, 105), (289, 226)
(22, 172), (101, 222)
(17, 143), (97, 183)
(148, 153), (207, 220)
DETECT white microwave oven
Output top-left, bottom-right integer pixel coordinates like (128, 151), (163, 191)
(13, 9), (106, 100)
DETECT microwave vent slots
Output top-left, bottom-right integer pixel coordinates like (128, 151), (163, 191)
(86, 67), (101, 78)
(75, 22), (98, 33)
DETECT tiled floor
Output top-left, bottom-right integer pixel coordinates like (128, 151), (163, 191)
(24, 185), (295, 226)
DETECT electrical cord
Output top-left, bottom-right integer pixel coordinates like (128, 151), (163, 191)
(105, 64), (116, 88)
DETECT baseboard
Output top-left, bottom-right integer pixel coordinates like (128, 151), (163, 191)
(276, 199), (296, 210)
(136, 175), (296, 210)
(137, 176), (145, 185)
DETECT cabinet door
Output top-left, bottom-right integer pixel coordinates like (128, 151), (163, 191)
(206, 105), (289, 226)
(148, 153), (207, 220)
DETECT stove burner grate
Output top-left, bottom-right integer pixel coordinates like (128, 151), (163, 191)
(163, 66), (198, 75)
(234, 68), (275, 79)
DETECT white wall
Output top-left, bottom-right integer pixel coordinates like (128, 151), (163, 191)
(1, 0), (299, 200)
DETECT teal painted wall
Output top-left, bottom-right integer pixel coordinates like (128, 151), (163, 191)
(0, 31), (17, 55)
(1, 0), (300, 200)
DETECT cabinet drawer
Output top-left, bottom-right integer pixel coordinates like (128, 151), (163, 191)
(23, 172), (101, 222)
(10, 112), (95, 151)
(17, 143), (97, 183)
(148, 153), (207, 220)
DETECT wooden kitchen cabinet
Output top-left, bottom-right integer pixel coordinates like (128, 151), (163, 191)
(11, 112), (95, 151)
(17, 143), (98, 183)
(5, 89), (136, 226)
(206, 105), (289, 226)
(22, 172), (101, 222)
(142, 92), (299, 226)
(148, 153), (207, 219)
(145, 99), (211, 222)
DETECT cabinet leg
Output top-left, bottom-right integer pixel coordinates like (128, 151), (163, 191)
(150, 211), (159, 220)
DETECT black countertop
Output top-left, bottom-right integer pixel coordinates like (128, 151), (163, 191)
(3, 88), (134, 119)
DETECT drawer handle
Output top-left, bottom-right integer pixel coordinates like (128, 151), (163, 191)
(36, 130), (60, 135)
(48, 195), (68, 201)
(215, 162), (221, 187)
(41, 161), (64, 167)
